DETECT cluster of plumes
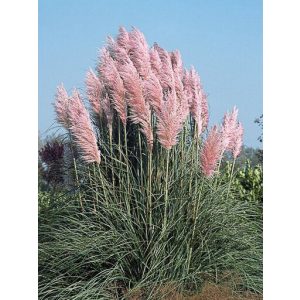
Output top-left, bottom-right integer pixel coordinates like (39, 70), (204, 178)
(183, 67), (209, 136)
(54, 85), (100, 164)
(54, 27), (244, 175)
(200, 107), (244, 178)
(83, 26), (209, 150)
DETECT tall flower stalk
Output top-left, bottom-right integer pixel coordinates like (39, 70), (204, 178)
(226, 121), (244, 199)
(186, 179), (205, 274)
(54, 85), (84, 210)
(162, 148), (170, 234)
(219, 107), (244, 197)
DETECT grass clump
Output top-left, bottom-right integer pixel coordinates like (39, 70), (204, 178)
(39, 161), (262, 299)
(39, 26), (262, 299)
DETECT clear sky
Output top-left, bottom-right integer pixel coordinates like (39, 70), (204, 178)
(39, 0), (262, 147)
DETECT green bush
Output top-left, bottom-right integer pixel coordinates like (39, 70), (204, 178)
(38, 191), (71, 213)
(223, 160), (263, 204)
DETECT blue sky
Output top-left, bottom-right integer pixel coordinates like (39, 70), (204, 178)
(39, 0), (262, 147)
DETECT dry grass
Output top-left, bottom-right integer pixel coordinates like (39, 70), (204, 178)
(126, 282), (262, 300)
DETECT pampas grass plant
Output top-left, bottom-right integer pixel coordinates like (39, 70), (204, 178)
(39, 27), (262, 299)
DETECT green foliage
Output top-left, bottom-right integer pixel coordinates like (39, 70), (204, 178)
(39, 135), (262, 299)
(38, 191), (71, 213)
(223, 160), (263, 205)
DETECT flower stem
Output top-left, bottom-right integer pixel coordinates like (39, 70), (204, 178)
(162, 149), (170, 234)
(98, 164), (109, 206)
(226, 158), (236, 200)
(73, 157), (83, 211)
(186, 180), (204, 274)
(109, 130), (115, 189)
(68, 130), (83, 211)
(93, 163), (99, 208)
(148, 150), (153, 235)
(88, 166), (96, 213)
(124, 125), (131, 218)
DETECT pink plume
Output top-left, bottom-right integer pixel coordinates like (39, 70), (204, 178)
(183, 67), (209, 134)
(200, 125), (223, 178)
(98, 48), (127, 126)
(85, 69), (103, 115)
(154, 43), (175, 92)
(54, 84), (70, 129)
(143, 71), (163, 116)
(221, 106), (243, 158)
(128, 28), (151, 79)
(149, 47), (162, 78)
(232, 122), (244, 158)
(68, 89), (100, 164)
(116, 26), (130, 52)
(177, 88), (190, 126)
(170, 50), (184, 79)
(183, 69), (193, 106)
(221, 106), (238, 151)
(189, 67), (203, 136)
(156, 91), (183, 150)
(201, 92), (209, 130)
(102, 93), (114, 136)
(171, 52), (189, 124)
(117, 59), (153, 150)
(105, 36), (116, 56)
(114, 46), (134, 69)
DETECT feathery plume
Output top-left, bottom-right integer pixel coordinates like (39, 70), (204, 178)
(221, 106), (243, 158)
(128, 28), (151, 79)
(201, 91), (209, 130)
(118, 59), (153, 150)
(149, 47), (162, 78)
(116, 26), (130, 52)
(232, 122), (243, 158)
(85, 69), (103, 115)
(143, 71), (163, 116)
(172, 52), (189, 124)
(189, 67), (203, 136)
(221, 106), (239, 151)
(68, 89), (100, 164)
(177, 90), (190, 126)
(112, 38), (132, 65)
(170, 50), (184, 79)
(105, 36), (116, 56)
(200, 125), (223, 178)
(156, 91), (183, 150)
(102, 93), (114, 136)
(183, 69), (193, 106)
(54, 84), (70, 128)
(98, 48), (127, 125)
(183, 67), (209, 134)
(154, 43), (175, 92)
